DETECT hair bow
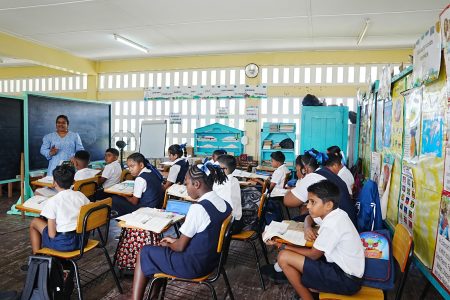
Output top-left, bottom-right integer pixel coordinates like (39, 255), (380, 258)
(340, 150), (347, 165)
(197, 163), (211, 176)
(179, 143), (187, 150)
(304, 148), (328, 165)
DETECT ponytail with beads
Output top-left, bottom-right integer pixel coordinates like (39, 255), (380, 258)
(187, 162), (227, 189)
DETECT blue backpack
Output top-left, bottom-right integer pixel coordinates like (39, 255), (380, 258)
(356, 180), (383, 232)
(359, 230), (395, 290)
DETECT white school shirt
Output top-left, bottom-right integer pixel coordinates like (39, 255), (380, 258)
(313, 208), (365, 277)
(133, 167), (151, 198)
(102, 160), (122, 189)
(179, 191), (227, 238)
(41, 189), (90, 232)
(291, 171), (326, 203)
(213, 174), (242, 220)
(338, 166), (354, 196)
(271, 164), (291, 189)
(166, 157), (185, 183)
(74, 168), (100, 181)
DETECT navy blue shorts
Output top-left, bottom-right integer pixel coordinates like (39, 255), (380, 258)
(42, 226), (81, 252)
(301, 257), (361, 295)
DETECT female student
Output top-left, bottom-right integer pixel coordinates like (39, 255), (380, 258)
(163, 144), (189, 190)
(326, 145), (354, 196)
(112, 153), (164, 216)
(132, 164), (232, 300)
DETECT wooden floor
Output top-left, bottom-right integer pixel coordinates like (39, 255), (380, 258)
(0, 190), (444, 300)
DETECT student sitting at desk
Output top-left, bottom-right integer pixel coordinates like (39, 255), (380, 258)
(28, 165), (90, 254)
(34, 150), (97, 197)
(266, 180), (364, 300)
(132, 163), (231, 300)
(163, 144), (189, 190)
(205, 149), (227, 165)
(327, 146), (354, 196)
(94, 148), (122, 200)
(269, 151), (291, 191)
(213, 154), (243, 233)
(112, 153), (164, 217)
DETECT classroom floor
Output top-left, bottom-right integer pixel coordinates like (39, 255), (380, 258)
(0, 191), (444, 300)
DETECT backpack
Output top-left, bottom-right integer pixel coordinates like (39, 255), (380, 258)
(279, 138), (294, 149)
(355, 180), (383, 232)
(240, 187), (262, 231)
(302, 94), (322, 106)
(359, 230), (395, 290)
(21, 256), (74, 300)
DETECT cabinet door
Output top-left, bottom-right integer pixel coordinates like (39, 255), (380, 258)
(301, 107), (348, 153)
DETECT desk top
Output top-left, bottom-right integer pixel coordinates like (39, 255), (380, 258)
(15, 204), (41, 215)
(31, 176), (53, 188)
(166, 184), (195, 202)
(104, 181), (134, 197)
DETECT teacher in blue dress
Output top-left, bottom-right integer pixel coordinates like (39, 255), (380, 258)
(40, 115), (84, 175)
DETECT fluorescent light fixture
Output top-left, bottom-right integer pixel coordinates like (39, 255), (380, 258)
(356, 19), (370, 46)
(113, 34), (149, 53)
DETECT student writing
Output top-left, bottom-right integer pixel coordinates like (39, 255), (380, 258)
(131, 164), (231, 300)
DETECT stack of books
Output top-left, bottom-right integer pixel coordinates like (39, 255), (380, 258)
(263, 140), (272, 149)
(269, 124), (279, 132)
(279, 124), (294, 132)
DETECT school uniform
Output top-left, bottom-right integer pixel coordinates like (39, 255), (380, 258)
(166, 158), (189, 184)
(74, 168), (100, 181)
(316, 167), (357, 227)
(213, 174), (243, 233)
(291, 171), (326, 203)
(101, 160), (122, 189)
(111, 167), (164, 216)
(140, 191), (232, 278)
(40, 189), (90, 251)
(271, 164), (291, 189)
(301, 208), (365, 295)
(338, 166), (355, 196)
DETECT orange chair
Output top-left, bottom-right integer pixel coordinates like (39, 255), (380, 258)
(73, 177), (98, 200)
(146, 214), (234, 300)
(231, 193), (269, 290)
(120, 169), (135, 182)
(319, 224), (414, 300)
(36, 198), (122, 300)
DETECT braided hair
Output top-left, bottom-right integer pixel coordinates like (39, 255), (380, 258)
(300, 148), (328, 171)
(188, 163), (227, 189)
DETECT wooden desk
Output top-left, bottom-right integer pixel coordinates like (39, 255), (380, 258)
(256, 165), (276, 173)
(15, 204), (41, 215)
(239, 181), (257, 187)
(104, 181), (134, 197)
(31, 180), (53, 188)
(274, 237), (314, 248)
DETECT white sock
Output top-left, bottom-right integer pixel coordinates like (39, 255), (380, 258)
(274, 262), (282, 272)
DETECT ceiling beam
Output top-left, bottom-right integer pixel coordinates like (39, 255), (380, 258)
(97, 49), (412, 73)
(0, 31), (96, 75)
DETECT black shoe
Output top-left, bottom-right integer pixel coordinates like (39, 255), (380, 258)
(20, 264), (29, 272)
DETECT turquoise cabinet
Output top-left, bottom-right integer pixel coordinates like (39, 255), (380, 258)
(194, 123), (244, 156)
(300, 106), (349, 154)
(260, 122), (296, 170)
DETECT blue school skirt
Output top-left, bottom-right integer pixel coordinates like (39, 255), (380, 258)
(42, 227), (82, 252)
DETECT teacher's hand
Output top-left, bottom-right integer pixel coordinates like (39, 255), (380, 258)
(49, 146), (59, 156)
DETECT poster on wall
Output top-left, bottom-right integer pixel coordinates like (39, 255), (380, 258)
(169, 112), (182, 124)
(432, 191), (450, 293)
(383, 100), (393, 148)
(398, 165), (417, 234)
(375, 100), (384, 152)
(440, 5), (450, 91)
(444, 148), (450, 192)
(421, 87), (446, 158)
(412, 22), (442, 86)
(379, 155), (394, 219)
(216, 106), (229, 119)
(403, 87), (423, 162)
(378, 66), (392, 100)
(391, 91), (405, 154)
(245, 106), (259, 122)
(370, 152), (382, 185)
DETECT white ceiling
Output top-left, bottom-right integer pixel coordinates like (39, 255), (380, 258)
(0, 0), (447, 64)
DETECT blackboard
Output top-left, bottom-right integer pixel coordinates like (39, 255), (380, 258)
(28, 94), (111, 171)
(0, 96), (23, 181)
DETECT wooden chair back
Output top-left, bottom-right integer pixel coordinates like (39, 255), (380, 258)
(393, 223), (413, 272)
(217, 214), (233, 253)
(120, 169), (134, 182)
(76, 197), (112, 234)
(73, 177), (98, 198)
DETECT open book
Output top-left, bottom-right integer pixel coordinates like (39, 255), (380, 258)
(232, 169), (269, 180)
(262, 221), (307, 246)
(116, 207), (184, 233)
(37, 176), (53, 184)
(270, 187), (288, 198)
(105, 180), (134, 195)
(167, 184), (193, 200)
(23, 195), (50, 211)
